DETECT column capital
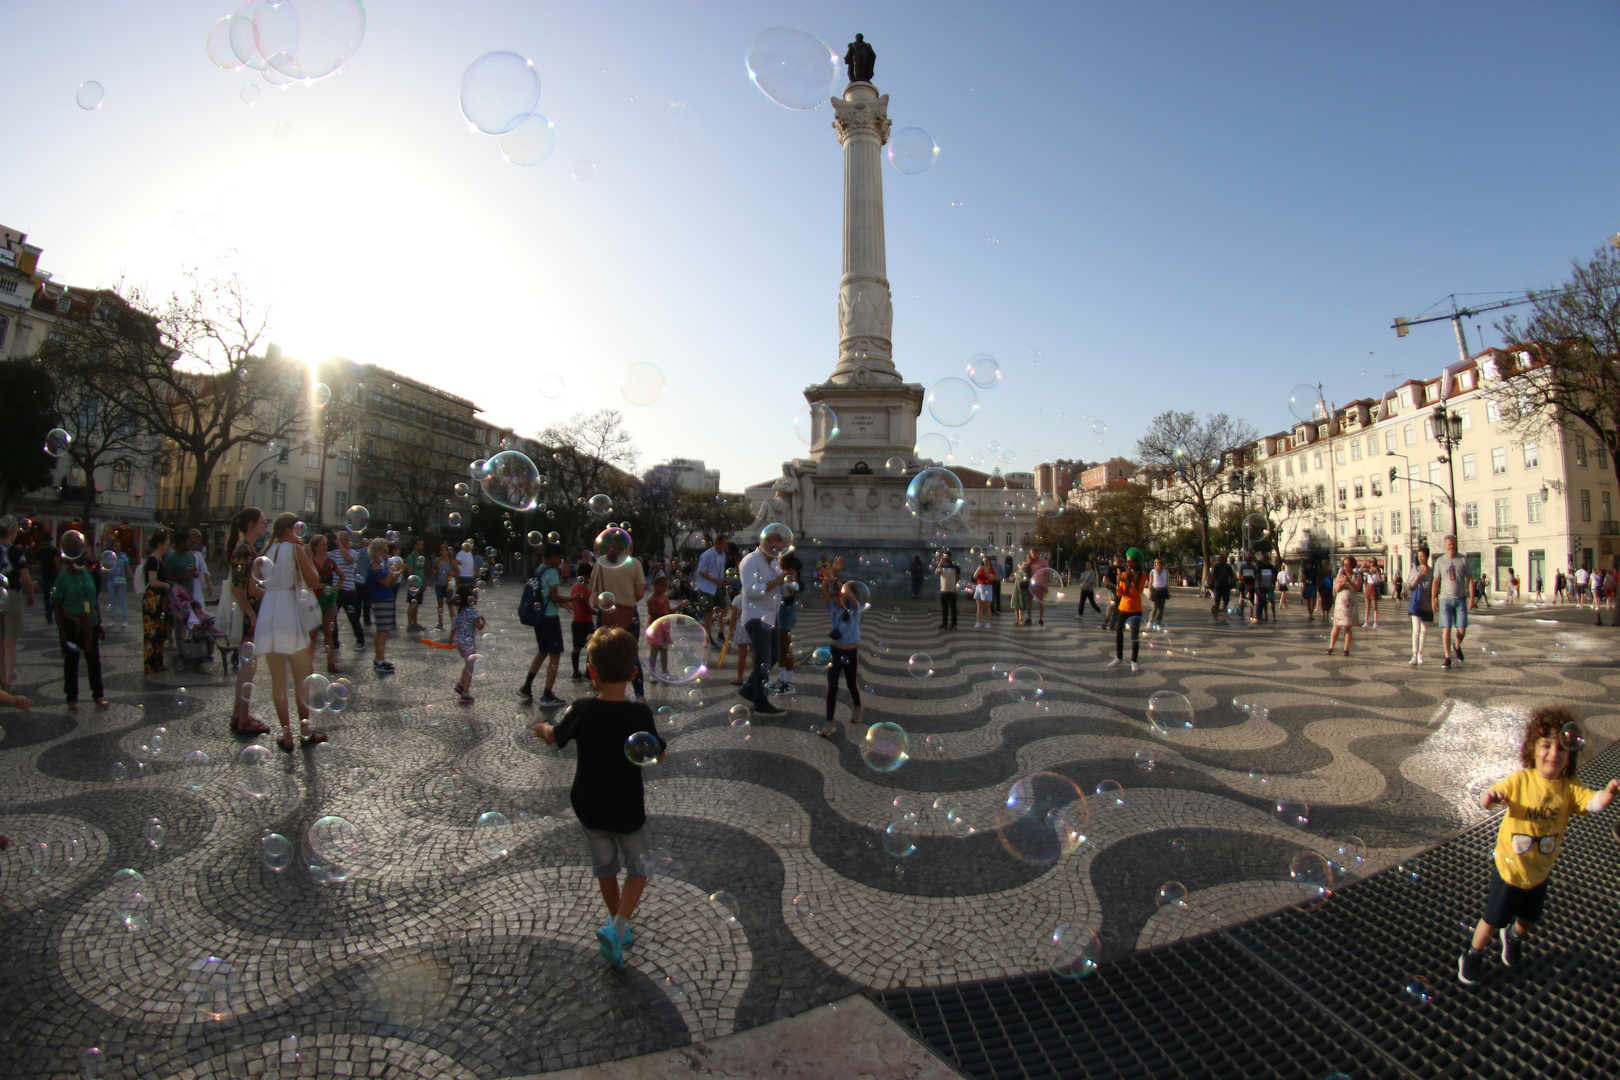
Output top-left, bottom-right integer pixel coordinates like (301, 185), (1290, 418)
(831, 90), (891, 148)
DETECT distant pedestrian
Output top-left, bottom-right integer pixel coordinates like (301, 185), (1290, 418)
(972, 556), (996, 628)
(51, 537), (108, 712)
(1407, 547), (1433, 666)
(936, 551), (960, 630)
(520, 544), (567, 706)
(908, 555), (926, 598)
(104, 539), (131, 627)
(1327, 556), (1360, 657)
(1108, 548), (1147, 671)
(1075, 560), (1102, 619)
(1148, 557), (1170, 628)
(1432, 535), (1473, 669)
(364, 537), (400, 674)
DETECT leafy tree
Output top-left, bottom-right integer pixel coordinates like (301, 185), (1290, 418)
(0, 359), (57, 511)
(1135, 411), (1258, 579)
(1489, 243), (1620, 494)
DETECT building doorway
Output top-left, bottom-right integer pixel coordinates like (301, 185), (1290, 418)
(1527, 550), (1545, 595)
(1494, 547), (1514, 592)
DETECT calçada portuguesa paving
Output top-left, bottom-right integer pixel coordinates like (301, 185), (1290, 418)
(2, 587), (1616, 1079)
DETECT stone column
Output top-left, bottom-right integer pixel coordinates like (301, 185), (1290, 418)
(829, 81), (897, 386)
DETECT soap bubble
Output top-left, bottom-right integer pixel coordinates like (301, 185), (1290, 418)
(625, 731), (662, 766)
(945, 807), (977, 836)
(860, 722), (909, 772)
(907, 652), (934, 678)
(307, 815), (363, 882)
(914, 432), (953, 463)
(1091, 421), (1108, 436)
(595, 591), (617, 613)
(460, 51), (540, 135)
(619, 361), (665, 406)
(594, 526), (633, 566)
(758, 522), (794, 553)
(1395, 856), (1422, 883)
(1030, 567), (1063, 602)
(1133, 747), (1157, 771)
(44, 427), (73, 456)
(997, 772), (1087, 866)
(587, 493), (613, 515)
(793, 402), (839, 446)
(108, 761), (128, 782)
(1560, 721), (1585, 752)
(1246, 766), (1270, 791)
(1399, 975), (1435, 1007)
(883, 456), (908, 476)
(1288, 850), (1334, 909)
(181, 954), (238, 1021)
(645, 614), (708, 684)
(926, 377), (978, 427)
(1094, 779), (1125, 809)
(60, 530), (85, 560)
(1006, 666), (1043, 702)
(1147, 691), (1195, 738)
(260, 832), (293, 871)
(525, 530), (543, 547)
(882, 819), (917, 858)
(905, 468), (965, 522)
(708, 889), (740, 926)
(481, 450), (542, 511)
(791, 894), (814, 921)
(1047, 922), (1100, 979)
(143, 818), (165, 850)
(839, 580), (870, 610)
(81, 1047), (108, 1080)
(273, 120), (293, 140)
(110, 868), (150, 929)
(301, 672), (330, 709)
(1156, 881), (1189, 909)
(1170, 837), (1187, 854)
(966, 353), (1001, 388)
(175, 687), (189, 707)
(887, 127), (938, 174)
(76, 82), (104, 110)
(182, 749), (210, 789)
(538, 372), (564, 398)
(501, 113), (556, 165)
(571, 158), (595, 181)
(474, 811), (511, 857)
(344, 505), (369, 531)
(744, 27), (841, 110)
(1273, 793), (1310, 829)
(454, 482), (470, 498)
(1331, 835), (1367, 877)
(1288, 383), (1322, 423)
(249, 555), (274, 584)
(729, 712), (753, 742)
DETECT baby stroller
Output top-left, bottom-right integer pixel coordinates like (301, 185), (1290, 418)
(170, 584), (230, 674)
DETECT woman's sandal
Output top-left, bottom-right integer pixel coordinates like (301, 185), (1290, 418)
(299, 721), (329, 746)
(278, 727), (297, 752)
(233, 717), (271, 735)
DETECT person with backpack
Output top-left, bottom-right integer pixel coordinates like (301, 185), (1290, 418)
(520, 544), (568, 706)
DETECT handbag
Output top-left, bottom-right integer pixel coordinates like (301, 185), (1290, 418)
(280, 543), (321, 634)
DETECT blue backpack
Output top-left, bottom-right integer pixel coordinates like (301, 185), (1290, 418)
(519, 573), (543, 626)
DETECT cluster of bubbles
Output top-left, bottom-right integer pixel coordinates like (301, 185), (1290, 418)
(458, 51), (561, 168)
(204, 0), (367, 96)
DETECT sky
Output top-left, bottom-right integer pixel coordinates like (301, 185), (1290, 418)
(4, 1), (1618, 490)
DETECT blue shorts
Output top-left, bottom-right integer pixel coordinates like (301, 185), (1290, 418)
(1438, 597), (1468, 629)
(534, 614), (564, 655)
(777, 602), (799, 632)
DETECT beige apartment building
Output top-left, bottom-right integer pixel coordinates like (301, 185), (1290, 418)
(1248, 350), (1614, 593)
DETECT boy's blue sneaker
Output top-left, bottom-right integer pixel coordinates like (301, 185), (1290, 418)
(595, 923), (624, 967)
(619, 924), (634, 948)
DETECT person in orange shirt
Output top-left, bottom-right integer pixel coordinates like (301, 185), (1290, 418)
(1109, 548), (1148, 672)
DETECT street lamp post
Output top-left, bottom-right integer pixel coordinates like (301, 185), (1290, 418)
(240, 441), (288, 514)
(1431, 405), (1465, 536)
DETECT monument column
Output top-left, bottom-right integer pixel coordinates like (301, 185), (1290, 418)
(829, 82), (897, 385)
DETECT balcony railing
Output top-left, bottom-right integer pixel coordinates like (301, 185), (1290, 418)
(1488, 525), (1518, 542)
(1600, 520), (1619, 536)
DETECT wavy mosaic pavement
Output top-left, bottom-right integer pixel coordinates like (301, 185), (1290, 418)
(1, 591), (1615, 1077)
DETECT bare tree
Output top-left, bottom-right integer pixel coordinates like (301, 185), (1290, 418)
(533, 410), (640, 547)
(116, 264), (307, 524)
(356, 429), (463, 536)
(1488, 244), (1620, 493)
(1136, 411), (1258, 578)
(33, 291), (159, 522)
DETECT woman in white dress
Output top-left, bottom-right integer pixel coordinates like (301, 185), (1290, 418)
(257, 512), (329, 751)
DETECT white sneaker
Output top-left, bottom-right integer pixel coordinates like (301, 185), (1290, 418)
(1409, 656), (1419, 666)
(1130, 662), (1140, 673)
(1107, 658), (1122, 668)
(1416, 654), (1423, 665)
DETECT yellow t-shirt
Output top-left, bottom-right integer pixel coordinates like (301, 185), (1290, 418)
(1489, 768), (1596, 888)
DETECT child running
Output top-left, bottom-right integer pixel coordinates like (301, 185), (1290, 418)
(450, 588), (484, 704)
(533, 627), (665, 968)
(817, 557), (864, 739)
(1459, 707), (1617, 985)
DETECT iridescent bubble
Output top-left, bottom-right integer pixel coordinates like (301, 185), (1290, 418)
(81, 1047), (108, 1079)
(914, 432), (953, 464)
(744, 27), (841, 111)
(344, 504), (369, 531)
(1133, 747), (1156, 771)
(907, 652), (933, 678)
(1047, 922), (1100, 979)
(501, 113), (556, 166)
(625, 731), (662, 766)
(887, 127), (938, 174)
(1289, 850), (1334, 909)
(945, 806), (977, 836)
(110, 868), (150, 929)
(1288, 383), (1322, 423)
(181, 954), (239, 1022)
(860, 722), (909, 772)
(926, 377), (978, 427)
(1156, 881), (1189, 909)
(1273, 793), (1310, 829)
(883, 456), (908, 476)
(571, 159), (595, 181)
(1399, 975), (1435, 1007)
(1006, 666), (1043, 702)
(307, 815), (364, 881)
(646, 614), (708, 684)
(1560, 721), (1586, 752)
(143, 817), (165, 850)
(1331, 835), (1367, 877)
(791, 893), (814, 920)
(708, 889), (740, 926)
(594, 526), (633, 566)
(619, 361), (665, 406)
(1094, 779), (1125, 809)
(475, 811), (511, 857)
(538, 372), (564, 398)
(905, 467), (965, 522)
(481, 450), (542, 511)
(1147, 691), (1195, 738)
(997, 772), (1087, 866)
(965, 353), (1001, 388)
(1246, 766), (1270, 791)
(76, 81), (104, 110)
(44, 427), (73, 457)
(460, 51), (540, 135)
(882, 819), (917, 858)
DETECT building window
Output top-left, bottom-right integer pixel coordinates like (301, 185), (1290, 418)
(1384, 430), (1397, 454)
(1527, 493), (1544, 524)
(1494, 497), (1510, 528)
(370, 420), (381, 434)
(1429, 462), (1442, 488)
(388, 425), (399, 440)
(1431, 502), (1445, 532)
(1599, 444), (1609, 471)
(1371, 477), (1383, 497)
(1490, 447), (1507, 475)
(1425, 384), (1438, 402)
(1366, 435), (1378, 457)
(336, 451), (350, 476)
(1458, 407), (1472, 430)
(1353, 479), (1364, 500)
(1580, 490), (1591, 522)
(1464, 502), (1479, 529)
(303, 484), (318, 514)
(218, 475), (229, 506)
(334, 489), (348, 517)
(1335, 447), (1347, 466)
(1399, 389), (1412, 408)
(1005, 532), (1012, 547)
(271, 480), (287, 510)
(1337, 519), (1348, 537)
(1576, 436), (1588, 466)
(1350, 441), (1362, 462)
(1315, 484), (1325, 504)
(1461, 453), (1477, 481)
(1605, 492), (1613, 523)
(235, 479), (245, 502)
(1486, 400), (1500, 423)
(1389, 469), (1401, 494)
(1403, 423), (1415, 446)
(1354, 515), (1366, 537)
(1313, 452), (1323, 470)
(111, 459), (132, 492)
(1391, 509), (1403, 535)
(1285, 459), (1294, 477)
(1372, 512), (1383, 538)
(1522, 440), (1539, 469)
(305, 444), (319, 469)
(67, 464), (87, 487)
(1337, 484), (1347, 504)
(1423, 417), (1435, 440)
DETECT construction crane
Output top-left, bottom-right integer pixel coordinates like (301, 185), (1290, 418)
(1390, 292), (1541, 366)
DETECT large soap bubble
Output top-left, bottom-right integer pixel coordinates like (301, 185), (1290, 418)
(460, 51), (541, 135)
(966, 353), (1002, 388)
(307, 815), (364, 881)
(905, 467), (965, 522)
(1288, 383), (1322, 423)
(620, 362), (665, 406)
(744, 27), (841, 111)
(344, 505), (370, 531)
(1048, 922), (1100, 979)
(500, 113), (556, 166)
(914, 432), (953, 464)
(758, 522), (794, 552)
(793, 403), (839, 446)
(1147, 691), (1195, 738)
(926, 378), (978, 427)
(997, 772), (1087, 866)
(44, 427), (73, 457)
(860, 722), (909, 772)
(76, 82), (104, 110)
(625, 731), (662, 767)
(594, 526), (633, 567)
(480, 450), (541, 511)
(474, 811), (511, 857)
(887, 127), (938, 174)
(1242, 512), (1269, 545)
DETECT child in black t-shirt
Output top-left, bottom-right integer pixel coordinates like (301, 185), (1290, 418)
(534, 626), (665, 967)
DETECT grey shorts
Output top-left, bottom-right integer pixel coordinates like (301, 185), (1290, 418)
(580, 823), (649, 878)
(0, 587), (22, 639)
